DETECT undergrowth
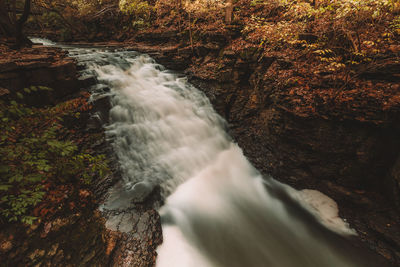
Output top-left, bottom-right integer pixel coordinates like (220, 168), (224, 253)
(0, 88), (109, 225)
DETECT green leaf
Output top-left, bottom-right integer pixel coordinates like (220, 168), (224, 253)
(9, 174), (23, 183)
(0, 184), (12, 191)
(38, 86), (52, 91)
(0, 165), (10, 174)
(21, 216), (37, 225)
(16, 92), (24, 99)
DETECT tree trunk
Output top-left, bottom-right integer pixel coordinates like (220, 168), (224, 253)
(0, 0), (15, 37)
(188, 11), (193, 52)
(16, 0), (32, 48)
(0, 0), (32, 48)
(225, 0), (233, 24)
(175, 0), (181, 32)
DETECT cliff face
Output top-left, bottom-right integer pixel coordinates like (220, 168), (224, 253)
(129, 28), (400, 264)
(0, 44), (87, 105)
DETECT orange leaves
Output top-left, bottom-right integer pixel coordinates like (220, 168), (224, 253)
(32, 184), (71, 219)
(52, 95), (92, 116)
(69, 201), (76, 210)
(33, 204), (56, 218)
(79, 103), (92, 112)
(79, 189), (90, 198)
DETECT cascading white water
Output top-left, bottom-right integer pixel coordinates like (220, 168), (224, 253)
(31, 38), (383, 267)
(89, 53), (366, 267)
(98, 55), (231, 205)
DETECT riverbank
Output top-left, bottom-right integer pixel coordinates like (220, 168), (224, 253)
(0, 43), (161, 266)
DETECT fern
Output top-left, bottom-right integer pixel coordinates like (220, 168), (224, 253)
(0, 92), (109, 224)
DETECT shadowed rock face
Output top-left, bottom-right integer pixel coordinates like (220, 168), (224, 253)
(0, 44), (86, 106)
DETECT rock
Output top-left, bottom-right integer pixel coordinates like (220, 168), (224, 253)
(0, 44), (82, 106)
(0, 62), (18, 73)
(91, 94), (111, 124)
(78, 75), (96, 88)
(0, 72), (18, 79)
(387, 156), (400, 209)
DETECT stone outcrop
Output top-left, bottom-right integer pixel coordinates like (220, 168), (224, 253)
(0, 44), (85, 105)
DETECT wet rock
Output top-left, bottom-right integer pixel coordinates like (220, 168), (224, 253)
(78, 75), (97, 88)
(91, 94), (111, 124)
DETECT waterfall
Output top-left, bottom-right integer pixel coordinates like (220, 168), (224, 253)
(90, 52), (364, 267)
(32, 38), (385, 267)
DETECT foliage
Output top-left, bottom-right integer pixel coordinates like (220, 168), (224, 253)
(182, 0), (224, 14)
(0, 91), (109, 224)
(29, 0), (123, 41)
(119, 0), (153, 29)
(241, 0), (400, 73)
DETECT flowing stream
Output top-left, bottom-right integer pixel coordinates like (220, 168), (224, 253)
(32, 38), (383, 267)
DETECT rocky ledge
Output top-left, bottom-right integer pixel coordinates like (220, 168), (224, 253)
(0, 44), (92, 105)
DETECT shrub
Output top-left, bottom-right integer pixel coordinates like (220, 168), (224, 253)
(0, 93), (109, 224)
(119, 0), (153, 28)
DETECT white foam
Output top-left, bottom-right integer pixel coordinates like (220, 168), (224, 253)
(156, 226), (213, 267)
(29, 37), (56, 46)
(298, 189), (357, 235)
